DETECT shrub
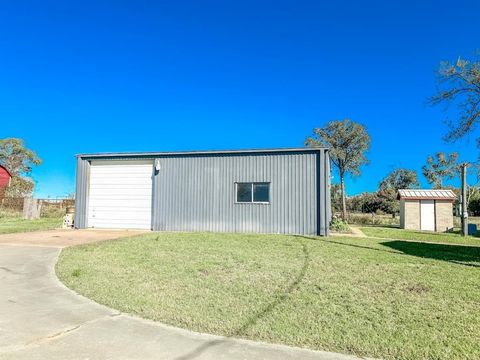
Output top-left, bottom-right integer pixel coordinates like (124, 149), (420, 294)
(347, 191), (399, 216)
(40, 205), (65, 218)
(330, 216), (350, 232)
(347, 213), (376, 225)
(347, 213), (400, 226)
(468, 189), (480, 216)
(0, 208), (22, 218)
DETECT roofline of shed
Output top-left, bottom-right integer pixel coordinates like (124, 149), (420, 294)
(396, 189), (457, 201)
(398, 197), (457, 202)
(76, 147), (329, 159)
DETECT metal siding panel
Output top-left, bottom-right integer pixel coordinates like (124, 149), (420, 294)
(319, 151), (325, 235)
(281, 155), (287, 233)
(314, 152), (320, 235)
(317, 149), (330, 236)
(146, 151), (323, 235)
(74, 158), (90, 229)
(301, 155), (307, 234)
(152, 168), (158, 231)
(325, 149), (331, 235)
(306, 154), (312, 234)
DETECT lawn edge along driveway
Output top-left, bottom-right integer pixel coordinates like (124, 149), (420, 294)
(57, 232), (480, 360)
(0, 242), (361, 360)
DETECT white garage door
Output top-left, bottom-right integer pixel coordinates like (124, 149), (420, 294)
(88, 160), (153, 229)
(420, 200), (435, 231)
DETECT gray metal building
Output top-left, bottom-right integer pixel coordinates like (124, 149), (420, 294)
(74, 148), (331, 235)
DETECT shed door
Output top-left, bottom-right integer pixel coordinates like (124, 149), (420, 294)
(87, 160), (153, 229)
(420, 200), (435, 231)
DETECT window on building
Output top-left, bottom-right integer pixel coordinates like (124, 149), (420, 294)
(236, 182), (270, 203)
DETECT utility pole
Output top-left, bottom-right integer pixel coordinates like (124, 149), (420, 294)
(461, 163), (468, 236)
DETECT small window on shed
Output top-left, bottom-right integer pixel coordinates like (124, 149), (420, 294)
(253, 183), (269, 202)
(236, 183), (252, 202)
(236, 182), (270, 203)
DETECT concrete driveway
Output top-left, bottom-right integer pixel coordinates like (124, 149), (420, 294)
(0, 230), (363, 360)
(0, 229), (146, 248)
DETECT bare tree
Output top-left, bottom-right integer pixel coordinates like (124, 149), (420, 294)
(430, 54), (480, 143)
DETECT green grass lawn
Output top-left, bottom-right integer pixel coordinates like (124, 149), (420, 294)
(57, 232), (480, 360)
(360, 226), (480, 246)
(0, 216), (62, 234)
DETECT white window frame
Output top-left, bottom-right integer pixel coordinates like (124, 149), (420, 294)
(235, 182), (270, 204)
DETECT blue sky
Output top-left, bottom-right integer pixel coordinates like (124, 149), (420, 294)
(0, 0), (478, 197)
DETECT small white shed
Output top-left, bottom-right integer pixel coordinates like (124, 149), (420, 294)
(397, 189), (457, 232)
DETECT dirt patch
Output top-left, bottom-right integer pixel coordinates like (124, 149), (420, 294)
(404, 284), (430, 295)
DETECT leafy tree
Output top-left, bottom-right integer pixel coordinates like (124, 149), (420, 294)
(0, 138), (41, 176)
(430, 54), (480, 143)
(376, 190), (398, 215)
(468, 187), (480, 216)
(379, 168), (420, 191)
(346, 194), (364, 213)
(0, 138), (41, 197)
(306, 119), (371, 219)
(348, 192), (386, 214)
(377, 168), (420, 216)
(422, 152), (458, 189)
(4, 176), (35, 197)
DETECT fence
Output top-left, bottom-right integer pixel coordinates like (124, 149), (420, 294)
(0, 197), (75, 218)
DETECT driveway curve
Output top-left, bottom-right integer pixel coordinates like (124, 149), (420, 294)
(0, 231), (362, 360)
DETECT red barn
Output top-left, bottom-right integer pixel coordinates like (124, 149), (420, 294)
(0, 165), (12, 200)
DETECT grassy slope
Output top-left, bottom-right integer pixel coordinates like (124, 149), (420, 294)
(361, 226), (480, 246)
(0, 217), (62, 234)
(57, 232), (480, 360)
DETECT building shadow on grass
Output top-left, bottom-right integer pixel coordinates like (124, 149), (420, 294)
(174, 240), (310, 360)
(381, 240), (480, 268)
(303, 235), (480, 268)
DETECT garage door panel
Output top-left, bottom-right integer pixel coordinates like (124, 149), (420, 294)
(89, 184), (152, 190)
(89, 187), (152, 193)
(90, 191), (151, 201)
(89, 203), (153, 210)
(89, 211), (152, 220)
(89, 204), (152, 211)
(90, 168), (152, 173)
(87, 160), (153, 230)
(89, 220), (151, 228)
(88, 189), (152, 197)
(89, 196), (152, 201)
(90, 178), (151, 186)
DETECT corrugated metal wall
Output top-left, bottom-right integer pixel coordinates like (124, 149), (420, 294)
(320, 149), (331, 235)
(75, 149), (330, 235)
(152, 151), (323, 235)
(74, 157), (90, 228)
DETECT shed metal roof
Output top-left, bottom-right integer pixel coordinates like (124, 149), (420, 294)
(397, 189), (457, 201)
(76, 147), (328, 159)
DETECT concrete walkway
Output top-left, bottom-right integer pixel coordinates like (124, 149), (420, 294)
(0, 231), (364, 360)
